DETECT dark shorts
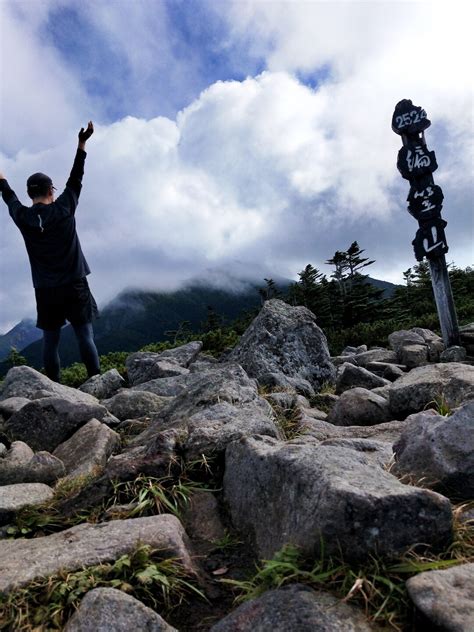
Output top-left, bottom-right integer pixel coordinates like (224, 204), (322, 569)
(35, 277), (99, 330)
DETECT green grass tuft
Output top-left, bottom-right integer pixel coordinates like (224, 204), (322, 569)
(0, 544), (206, 631)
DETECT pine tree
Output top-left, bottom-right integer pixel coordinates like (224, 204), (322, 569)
(258, 278), (282, 303)
(326, 242), (384, 327)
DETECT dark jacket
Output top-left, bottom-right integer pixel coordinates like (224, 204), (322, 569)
(0, 149), (91, 288)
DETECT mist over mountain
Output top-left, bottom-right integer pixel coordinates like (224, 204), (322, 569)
(13, 283), (266, 370)
(0, 276), (398, 374)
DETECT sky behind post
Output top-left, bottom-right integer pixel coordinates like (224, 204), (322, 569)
(0, 0), (472, 332)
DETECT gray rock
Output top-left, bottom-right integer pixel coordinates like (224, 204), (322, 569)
(1, 440), (33, 464)
(53, 419), (121, 479)
(64, 587), (177, 631)
(257, 371), (315, 397)
(399, 343), (429, 368)
(101, 390), (171, 421)
(388, 329), (426, 353)
(180, 401), (280, 460)
(5, 396), (116, 452)
(440, 346), (467, 363)
(224, 435), (452, 562)
(126, 341), (202, 386)
(371, 385), (391, 399)
(210, 584), (380, 631)
(389, 363), (474, 416)
(78, 369), (126, 400)
(183, 491), (225, 551)
(392, 402), (474, 499)
(299, 416), (409, 445)
(0, 482), (54, 525)
(406, 563), (474, 632)
(354, 349), (398, 368)
(0, 441), (65, 485)
(0, 396), (30, 418)
(105, 428), (181, 481)
(411, 327), (445, 362)
(158, 340), (203, 366)
(331, 355), (359, 367)
(0, 366), (99, 405)
(0, 514), (196, 594)
(228, 299), (335, 391)
(0, 443), (6, 457)
(318, 438), (393, 468)
(327, 387), (392, 426)
(336, 363), (390, 394)
(299, 407), (328, 421)
(460, 323), (474, 355)
(365, 361), (406, 378)
(384, 365), (405, 381)
(129, 363), (280, 460)
(342, 345), (367, 355)
(130, 373), (193, 397)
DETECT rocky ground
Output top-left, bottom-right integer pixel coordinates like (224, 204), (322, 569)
(0, 300), (473, 631)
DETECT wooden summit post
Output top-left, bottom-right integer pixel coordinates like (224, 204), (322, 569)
(392, 99), (460, 347)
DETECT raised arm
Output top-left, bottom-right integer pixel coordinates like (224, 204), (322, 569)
(64, 121), (94, 200)
(0, 171), (23, 222)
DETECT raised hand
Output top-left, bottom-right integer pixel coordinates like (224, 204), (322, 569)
(78, 121), (94, 144)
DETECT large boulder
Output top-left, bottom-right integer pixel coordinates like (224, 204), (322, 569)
(228, 299), (335, 391)
(64, 587), (177, 631)
(0, 366), (99, 405)
(126, 341), (202, 386)
(0, 514), (196, 594)
(389, 363), (474, 416)
(129, 363), (280, 460)
(406, 563), (474, 632)
(0, 483), (54, 525)
(53, 419), (121, 479)
(210, 584), (381, 631)
(224, 435), (452, 562)
(327, 387), (392, 426)
(392, 402), (474, 499)
(0, 441), (65, 485)
(5, 397), (118, 452)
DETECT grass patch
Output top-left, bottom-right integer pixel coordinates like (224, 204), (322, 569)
(8, 471), (104, 538)
(223, 505), (474, 630)
(106, 474), (204, 520)
(0, 544), (206, 631)
(424, 393), (452, 416)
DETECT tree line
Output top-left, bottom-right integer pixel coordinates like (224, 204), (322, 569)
(257, 241), (473, 352)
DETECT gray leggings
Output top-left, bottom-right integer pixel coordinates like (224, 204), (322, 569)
(43, 322), (100, 382)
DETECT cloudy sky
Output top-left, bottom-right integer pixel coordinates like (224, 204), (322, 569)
(0, 0), (472, 332)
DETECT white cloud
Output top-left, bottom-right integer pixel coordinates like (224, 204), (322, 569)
(0, 2), (92, 155)
(1, 0), (472, 333)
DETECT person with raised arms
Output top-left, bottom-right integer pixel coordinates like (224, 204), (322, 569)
(0, 122), (100, 382)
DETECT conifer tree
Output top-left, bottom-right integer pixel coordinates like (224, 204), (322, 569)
(258, 278), (282, 303)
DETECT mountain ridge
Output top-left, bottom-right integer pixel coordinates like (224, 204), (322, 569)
(0, 276), (399, 372)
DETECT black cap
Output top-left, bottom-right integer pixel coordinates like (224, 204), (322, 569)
(27, 172), (56, 191)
